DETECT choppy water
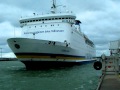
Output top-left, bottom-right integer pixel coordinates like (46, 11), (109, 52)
(0, 61), (101, 90)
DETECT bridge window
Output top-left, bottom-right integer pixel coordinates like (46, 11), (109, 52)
(20, 17), (75, 24)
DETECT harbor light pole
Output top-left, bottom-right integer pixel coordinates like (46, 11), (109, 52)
(0, 48), (2, 58)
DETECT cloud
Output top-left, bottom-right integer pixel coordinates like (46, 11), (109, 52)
(0, 3), (35, 27)
(0, 22), (21, 57)
(3, 52), (16, 58)
(74, 0), (120, 56)
(0, 21), (21, 37)
(0, 0), (51, 12)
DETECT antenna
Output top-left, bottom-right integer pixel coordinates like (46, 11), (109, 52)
(53, 0), (56, 8)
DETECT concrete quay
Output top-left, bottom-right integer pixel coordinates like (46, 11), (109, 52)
(95, 54), (120, 90)
(97, 74), (120, 90)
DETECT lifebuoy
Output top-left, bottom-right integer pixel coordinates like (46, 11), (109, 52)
(93, 61), (102, 70)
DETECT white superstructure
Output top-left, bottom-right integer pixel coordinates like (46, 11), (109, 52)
(7, 0), (95, 68)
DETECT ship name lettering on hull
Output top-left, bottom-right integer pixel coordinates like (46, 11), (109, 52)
(24, 30), (64, 34)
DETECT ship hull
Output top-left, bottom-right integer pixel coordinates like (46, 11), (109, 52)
(7, 38), (93, 69)
(21, 61), (81, 70)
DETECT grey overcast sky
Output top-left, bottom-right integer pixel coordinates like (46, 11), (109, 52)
(0, 0), (120, 57)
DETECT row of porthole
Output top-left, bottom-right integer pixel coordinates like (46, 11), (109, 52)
(27, 24), (74, 28)
(28, 24), (60, 28)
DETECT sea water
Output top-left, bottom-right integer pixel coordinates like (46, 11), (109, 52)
(0, 61), (101, 90)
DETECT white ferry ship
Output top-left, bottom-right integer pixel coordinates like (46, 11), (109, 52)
(7, 0), (95, 69)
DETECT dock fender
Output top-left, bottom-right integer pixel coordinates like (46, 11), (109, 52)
(93, 61), (102, 70)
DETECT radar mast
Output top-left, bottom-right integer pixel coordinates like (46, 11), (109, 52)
(51, 0), (57, 13)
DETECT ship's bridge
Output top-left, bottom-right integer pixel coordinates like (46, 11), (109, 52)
(19, 0), (78, 43)
(19, 12), (77, 43)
